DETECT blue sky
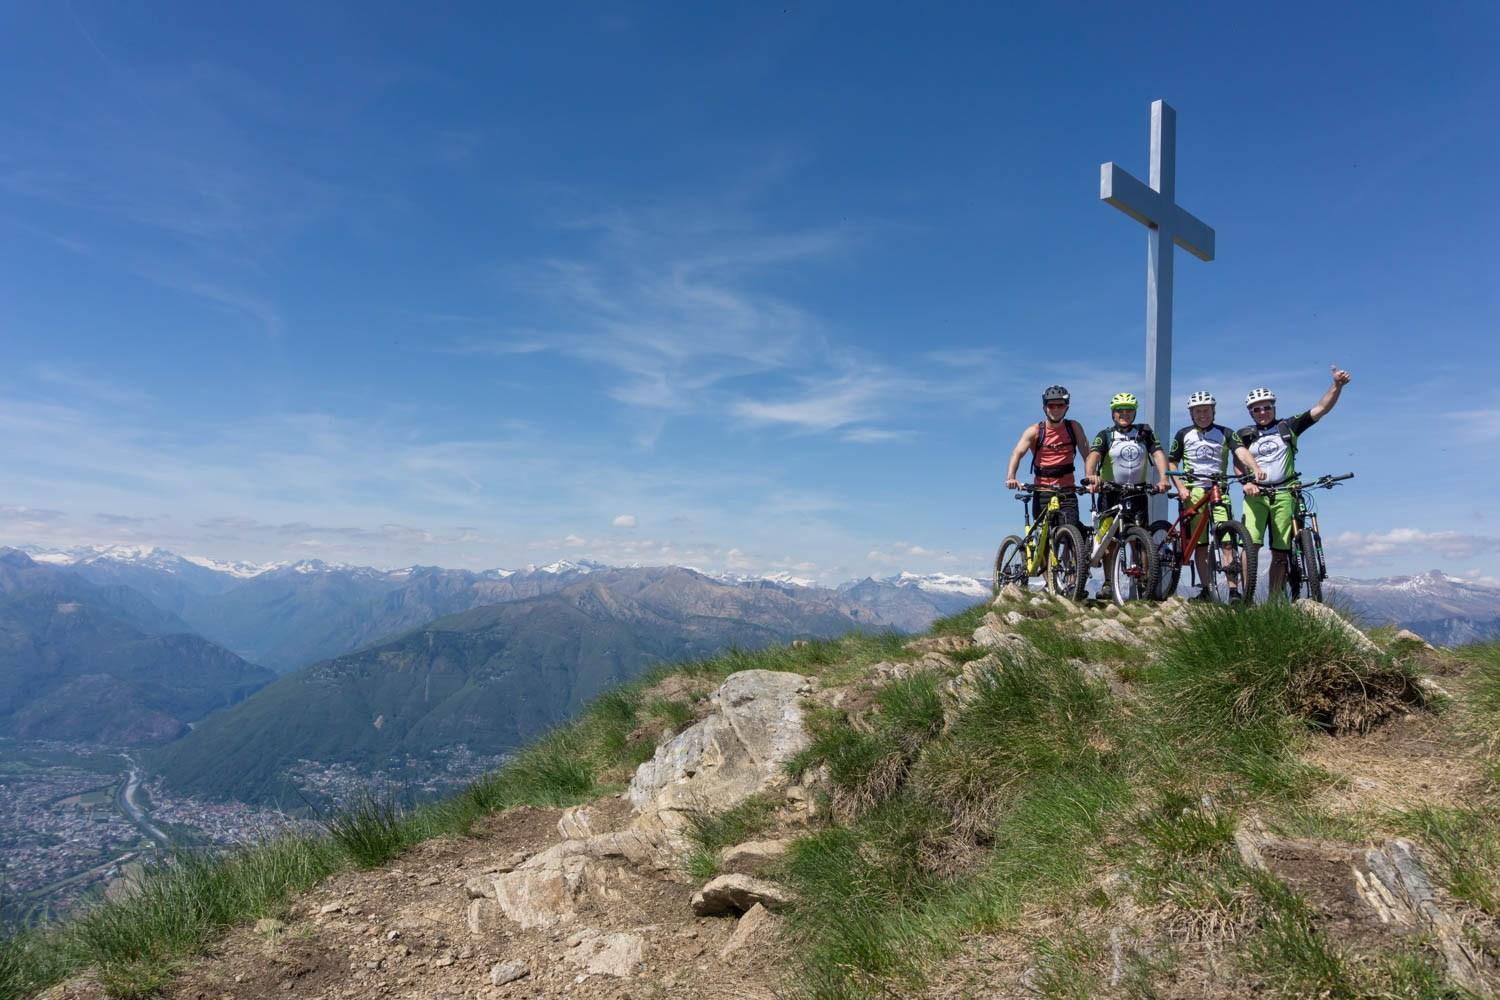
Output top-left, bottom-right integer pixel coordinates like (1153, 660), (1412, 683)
(1, 3), (1497, 583)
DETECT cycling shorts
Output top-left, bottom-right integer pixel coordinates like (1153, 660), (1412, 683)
(1242, 488), (1295, 551)
(1030, 489), (1080, 531)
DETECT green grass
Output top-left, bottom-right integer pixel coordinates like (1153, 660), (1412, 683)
(1393, 805), (1500, 917)
(783, 602), (1468, 997)
(1137, 601), (1420, 798)
(683, 795), (778, 880)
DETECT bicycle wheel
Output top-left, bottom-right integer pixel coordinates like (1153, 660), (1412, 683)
(1107, 526), (1159, 604)
(993, 535), (1029, 595)
(1208, 520), (1257, 603)
(1148, 520), (1180, 601)
(1046, 523), (1088, 601)
(1297, 528), (1323, 603)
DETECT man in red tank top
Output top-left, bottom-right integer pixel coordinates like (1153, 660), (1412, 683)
(1005, 385), (1088, 531)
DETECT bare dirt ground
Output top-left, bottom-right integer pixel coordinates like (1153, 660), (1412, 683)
(46, 797), (795, 1000)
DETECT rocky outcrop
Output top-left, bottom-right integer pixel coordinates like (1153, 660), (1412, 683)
(691, 874), (794, 916)
(629, 670), (815, 837)
(475, 669), (814, 934)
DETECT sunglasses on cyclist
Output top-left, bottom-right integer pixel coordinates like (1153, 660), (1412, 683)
(1249, 404), (1275, 413)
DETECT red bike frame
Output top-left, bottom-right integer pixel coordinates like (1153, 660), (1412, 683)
(1161, 476), (1234, 560)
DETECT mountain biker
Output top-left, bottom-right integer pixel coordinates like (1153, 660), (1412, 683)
(1083, 392), (1169, 602)
(1238, 366), (1353, 597)
(1169, 391), (1266, 602)
(1006, 385), (1088, 539)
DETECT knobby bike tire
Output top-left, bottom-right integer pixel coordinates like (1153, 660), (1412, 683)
(993, 535), (1029, 595)
(1297, 528), (1323, 603)
(1107, 525), (1159, 604)
(1148, 519), (1181, 601)
(1046, 523), (1089, 601)
(1209, 520), (1257, 603)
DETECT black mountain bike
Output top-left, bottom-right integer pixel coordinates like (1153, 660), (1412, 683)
(993, 486), (1089, 600)
(1258, 473), (1354, 603)
(1083, 481), (1158, 604)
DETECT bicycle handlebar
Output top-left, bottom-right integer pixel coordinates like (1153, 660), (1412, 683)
(1167, 470), (1255, 485)
(1257, 473), (1356, 496)
(1079, 479), (1155, 493)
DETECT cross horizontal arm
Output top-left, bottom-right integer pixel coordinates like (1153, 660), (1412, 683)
(1171, 207), (1215, 262)
(1100, 162), (1163, 228)
(1100, 162), (1216, 262)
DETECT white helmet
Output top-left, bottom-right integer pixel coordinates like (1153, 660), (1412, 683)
(1245, 387), (1276, 407)
(1187, 390), (1216, 407)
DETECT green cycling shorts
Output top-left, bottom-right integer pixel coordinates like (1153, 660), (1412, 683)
(1242, 488), (1296, 551)
(1185, 486), (1230, 537)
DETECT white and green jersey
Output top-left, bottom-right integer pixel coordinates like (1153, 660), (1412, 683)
(1168, 423), (1244, 479)
(1237, 412), (1317, 486)
(1089, 423), (1161, 485)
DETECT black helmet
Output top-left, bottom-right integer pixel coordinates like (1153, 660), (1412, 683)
(1042, 385), (1070, 403)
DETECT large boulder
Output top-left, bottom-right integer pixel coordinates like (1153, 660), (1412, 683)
(629, 670), (815, 836)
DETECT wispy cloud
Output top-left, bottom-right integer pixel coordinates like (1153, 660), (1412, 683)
(1329, 527), (1500, 562)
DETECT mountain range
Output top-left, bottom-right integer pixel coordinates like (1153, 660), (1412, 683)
(6, 543), (1496, 805)
(147, 566), (914, 804)
(0, 551), (274, 744)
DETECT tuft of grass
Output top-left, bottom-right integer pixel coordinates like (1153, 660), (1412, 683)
(786, 649), (1131, 996)
(645, 697), (696, 731)
(324, 793), (406, 868)
(1391, 804), (1500, 917)
(683, 795), (777, 880)
(1139, 602), (1420, 798)
(69, 835), (340, 998)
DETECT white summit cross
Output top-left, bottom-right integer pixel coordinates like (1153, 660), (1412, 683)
(1100, 100), (1216, 515)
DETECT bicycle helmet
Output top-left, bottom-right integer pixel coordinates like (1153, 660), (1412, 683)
(1187, 390), (1216, 407)
(1109, 392), (1138, 410)
(1042, 385), (1070, 404)
(1245, 387), (1276, 407)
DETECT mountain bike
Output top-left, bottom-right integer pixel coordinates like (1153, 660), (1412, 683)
(1082, 481), (1159, 604)
(1257, 473), (1354, 603)
(1150, 471), (1257, 603)
(993, 486), (1088, 600)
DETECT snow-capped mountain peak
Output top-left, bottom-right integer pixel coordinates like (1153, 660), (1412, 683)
(890, 571), (989, 599)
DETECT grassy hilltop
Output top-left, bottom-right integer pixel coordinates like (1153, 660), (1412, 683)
(3, 596), (1499, 999)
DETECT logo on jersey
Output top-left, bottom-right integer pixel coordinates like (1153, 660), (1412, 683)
(1119, 443), (1143, 463)
(1253, 437), (1280, 458)
(1192, 442), (1217, 462)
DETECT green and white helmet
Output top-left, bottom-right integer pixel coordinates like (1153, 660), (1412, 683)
(1109, 392), (1138, 410)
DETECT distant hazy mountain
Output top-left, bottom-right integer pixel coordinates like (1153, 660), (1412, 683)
(0, 552), (275, 744)
(38, 547), (982, 673)
(2, 548), (195, 636)
(1327, 571), (1500, 646)
(149, 566), (917, 804)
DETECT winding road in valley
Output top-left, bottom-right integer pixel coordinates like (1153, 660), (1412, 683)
(116, 755), (172, 848)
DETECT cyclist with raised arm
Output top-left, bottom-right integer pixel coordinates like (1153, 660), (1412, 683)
(1006, 385), (1088, 538)
(1083, 392), (1170, 602)
(1238, 366), (1353, 597)
(1169, 390), (1265, 601)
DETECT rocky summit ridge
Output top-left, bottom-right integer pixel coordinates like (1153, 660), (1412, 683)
(16, 593), (1500, 1000)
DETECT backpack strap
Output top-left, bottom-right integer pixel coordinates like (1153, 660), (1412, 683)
(1029, 420), (1077, 478)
